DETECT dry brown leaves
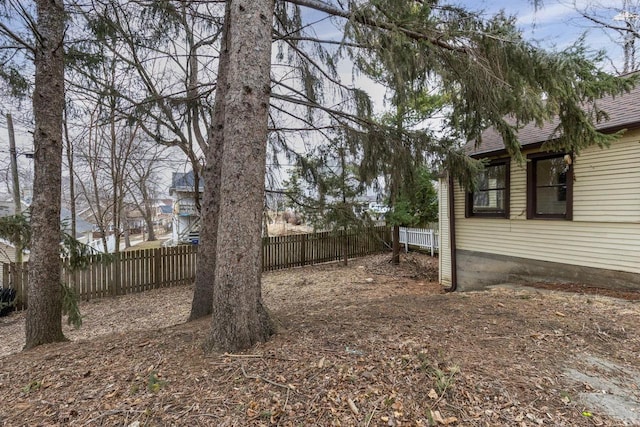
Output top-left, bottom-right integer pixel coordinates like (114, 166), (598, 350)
(1, 253), (639, 426)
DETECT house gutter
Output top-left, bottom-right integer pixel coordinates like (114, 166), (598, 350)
(446, 173), (457, 292)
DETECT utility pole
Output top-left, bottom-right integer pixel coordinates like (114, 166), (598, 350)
(7, 112), (23, 263)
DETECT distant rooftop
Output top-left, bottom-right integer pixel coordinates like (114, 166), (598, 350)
(170, 171), (204, 194)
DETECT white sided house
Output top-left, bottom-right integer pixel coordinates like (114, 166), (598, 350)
(169, 171), (204, 244)
(439, 87), (640, 291)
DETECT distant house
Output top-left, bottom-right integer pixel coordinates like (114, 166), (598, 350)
(169, 170), (203, 244)
(0, 199), (29, 266)
(61, 207), (95, 242)
(439, 86), (640, 291)
(0, 205), (96, 266)
(155, 201), (173, 229)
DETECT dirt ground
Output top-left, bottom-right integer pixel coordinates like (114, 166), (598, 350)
(1, 253), (639, 426)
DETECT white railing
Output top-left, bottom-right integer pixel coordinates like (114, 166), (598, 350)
(399, 227), (439, 256)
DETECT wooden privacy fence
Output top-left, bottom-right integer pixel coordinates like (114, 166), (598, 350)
(2, 245), (198, 311)
(2, 226), (391, 310)
(262, 225), (390, 271)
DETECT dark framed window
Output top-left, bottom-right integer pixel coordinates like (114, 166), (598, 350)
(527, 152), (573, 220)
(466, 159), (510, 218)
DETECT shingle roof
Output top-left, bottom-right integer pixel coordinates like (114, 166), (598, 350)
(170, 171), (204, 193)
(61, 207), (95, 234)
(467, 84), (640, 156)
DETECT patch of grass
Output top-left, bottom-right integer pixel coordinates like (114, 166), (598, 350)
(418, 353), (459, 396)
(147, 371), (167, 393)
(22, 380), (41, 394)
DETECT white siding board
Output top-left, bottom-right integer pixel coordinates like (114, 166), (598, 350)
(575, 179), (640, 189)
(438, 178), (452, 285)
(456, 224), (640, 273)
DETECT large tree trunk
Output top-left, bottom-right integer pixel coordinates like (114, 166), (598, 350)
(203, 0), (275, 352)
(25, 0), (66, 349)
(144, 213), (156, 241)
(188, 2), (231, 321)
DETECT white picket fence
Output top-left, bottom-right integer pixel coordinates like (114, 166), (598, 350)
(399, 227), (439, 256)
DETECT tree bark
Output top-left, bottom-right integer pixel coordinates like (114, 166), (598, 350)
(188, 1), (231, 321)
(7, 113), (23, 264)
(392, 224), (400, 265)
(25, 0), (66, 349)
(63, 110), (77, 240)
(203, 0), (275, 352)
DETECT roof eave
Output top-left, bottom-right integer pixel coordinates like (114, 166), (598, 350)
(469, 121), (640, 159)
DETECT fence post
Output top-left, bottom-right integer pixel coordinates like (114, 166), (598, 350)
(112, 253), (122, 296)
(8, 262), (27, 310)
(403, 228), (408, 253)
(300, 233), (307, 267)
(153, 247), (162, 288)
(1, 263), (7, 289)
(429, 229), (434, 257)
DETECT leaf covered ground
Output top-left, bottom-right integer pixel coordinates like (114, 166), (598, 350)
(1, 252), (639, 426)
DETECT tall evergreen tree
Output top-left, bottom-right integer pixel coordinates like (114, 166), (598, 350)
(203, 0), (276, 352)
(25, 0), (67, 348)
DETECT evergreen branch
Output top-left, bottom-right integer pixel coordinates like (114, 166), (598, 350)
(276, 31), (351, 90)
(268, 103), (336, 143)
(0, 22), (34, 53)
(286, 0), (469, 53)
(272, 83), (373, 128)
(274, 32), (369, 49)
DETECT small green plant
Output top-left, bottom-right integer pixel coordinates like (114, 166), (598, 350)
(426, 410), (435, 426)
(433, 365), (459, 395)
(419, 355), (459, 397)
(147, 371), (167, 393)
(22, 380), (41, 394)
(61, 283), (82, 328)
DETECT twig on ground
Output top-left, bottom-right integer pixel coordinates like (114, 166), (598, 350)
(277, 388), (291, 427)
(83, 410), (145, 426)
(224, 353), (263, 358)
(365, 405), (377, 427)
(224, 352), (299, 361)
(241, 365), (294, 390)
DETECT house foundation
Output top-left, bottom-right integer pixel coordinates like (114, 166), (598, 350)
(456, 250), (640, 292)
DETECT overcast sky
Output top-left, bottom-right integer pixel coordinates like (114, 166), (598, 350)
(456, 0), (627, 66)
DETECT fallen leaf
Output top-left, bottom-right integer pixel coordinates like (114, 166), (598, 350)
(431, 410), (444, 423)
(428, 388), (438, 399)
(347, 398), (359, 415)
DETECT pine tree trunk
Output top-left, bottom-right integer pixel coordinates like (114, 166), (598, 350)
(392, 225), (400, 265)
(203, 0), (275, 352)
(25, 0), (66, 349)
(188, 2), (231, 321)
